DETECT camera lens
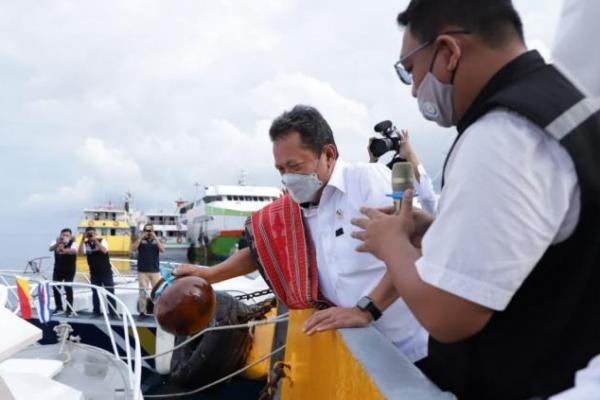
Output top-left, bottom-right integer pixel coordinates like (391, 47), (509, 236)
(369, 138), (394, 158)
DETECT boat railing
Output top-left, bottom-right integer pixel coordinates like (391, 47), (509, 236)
(0, 272), (143, 399)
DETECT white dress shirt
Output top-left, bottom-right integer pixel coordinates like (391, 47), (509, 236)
(303, 158), (428, 362)
(416, 109), (580, 311)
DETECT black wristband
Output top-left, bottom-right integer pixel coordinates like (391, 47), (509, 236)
(356, 296), (382, 321)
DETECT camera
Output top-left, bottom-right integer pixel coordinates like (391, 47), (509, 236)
(368, 120), (403, 158)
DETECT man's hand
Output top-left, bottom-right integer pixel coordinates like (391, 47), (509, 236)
(302, 307), (372, 336)
(362, 204), (433, 249)
(173, 264), (211, 280)
(351, 190), (417, 261)
(411, 208), (434, 248)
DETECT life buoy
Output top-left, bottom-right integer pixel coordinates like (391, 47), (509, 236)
(113, 221), (119, 227)
(176, 236), (183, 244)
(89, 220), (95, 226)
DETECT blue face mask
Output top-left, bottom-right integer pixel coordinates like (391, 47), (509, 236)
(281, 158), (323, 204)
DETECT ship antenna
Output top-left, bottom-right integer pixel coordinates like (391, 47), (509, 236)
(238, 169), (247, 186)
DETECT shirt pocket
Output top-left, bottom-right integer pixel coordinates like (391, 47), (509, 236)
(333, 218), (383, 276)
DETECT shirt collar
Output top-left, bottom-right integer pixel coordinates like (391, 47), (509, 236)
(325, 158), (347, 194)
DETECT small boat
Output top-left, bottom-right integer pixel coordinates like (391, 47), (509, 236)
(0, 282), (142, 399)
(0, 258), (278, 398)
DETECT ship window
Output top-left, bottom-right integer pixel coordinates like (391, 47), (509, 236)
(204, 195), (224, 203)
(110, 229), (116, 236)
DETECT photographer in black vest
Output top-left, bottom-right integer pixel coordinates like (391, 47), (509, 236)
(49, 228), (77, 315)
(131, 223), (164, 316)
(78, 226), (117, 317)
(351, 1), (600, 398)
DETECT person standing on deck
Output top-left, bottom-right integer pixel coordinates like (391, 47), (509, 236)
(175, 105), (438, 363)
(131, 223), (164, 316)
(49, 228), (77, 316)
(351, 0), (600, 398)
(78, 227), (117, 317)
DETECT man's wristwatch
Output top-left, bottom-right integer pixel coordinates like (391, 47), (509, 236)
(356, 296), (382, 321)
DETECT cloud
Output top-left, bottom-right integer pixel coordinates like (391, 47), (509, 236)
(25, 177), (95, 209)
(2, 0), (563, 264)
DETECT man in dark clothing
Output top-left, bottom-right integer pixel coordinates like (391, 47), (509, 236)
(49, 228), (77, 315)
(131, 223), (164, 315)
(351, 0), (600, 398)
(78, 227), (117, 316)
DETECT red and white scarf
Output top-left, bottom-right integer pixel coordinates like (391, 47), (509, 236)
(250, 195), (329, 309)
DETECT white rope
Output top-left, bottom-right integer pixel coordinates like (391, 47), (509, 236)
(128, 313), (289, 361)
(143, 344), (286, 398)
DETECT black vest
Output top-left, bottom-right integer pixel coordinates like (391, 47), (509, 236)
(422, 51), (600, 399)
(86, 240), (112, 275)
(137, 240), (160, 272)
(54, 240), (76, 269)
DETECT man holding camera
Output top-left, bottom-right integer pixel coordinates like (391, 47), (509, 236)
(78, 227), (117, 317)
(352, 0), (600, 398)
(368, 127), (437, 214)
(49, 228), (77, 315)
(175, 105), (427, 362)
(131, 223), (165, 316)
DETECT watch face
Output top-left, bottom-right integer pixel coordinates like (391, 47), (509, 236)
(357, 297), (370, 309)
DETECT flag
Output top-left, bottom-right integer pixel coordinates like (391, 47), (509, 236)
(37, 282), (51, 323)
(16, 276), (32, 319)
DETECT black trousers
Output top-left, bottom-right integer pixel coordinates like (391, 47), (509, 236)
(52, 264), (76, 311)
(90, 271), (116, 314)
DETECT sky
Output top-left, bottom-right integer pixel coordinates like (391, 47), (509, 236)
(0, 0), (564, 266)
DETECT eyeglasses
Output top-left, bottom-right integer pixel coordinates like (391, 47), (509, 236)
(394, 30), (471, 85)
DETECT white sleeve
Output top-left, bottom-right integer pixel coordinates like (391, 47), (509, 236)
(49, 240), (57, 247)
(415, 110), (578, 311)
(415, 164), (437, 215)
(101, 239), (110, 251)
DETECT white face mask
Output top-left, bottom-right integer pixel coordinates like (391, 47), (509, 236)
(281, 159), (323, 204)
(416, 51), (459, 127)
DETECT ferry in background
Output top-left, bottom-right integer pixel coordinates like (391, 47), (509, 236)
(77, 206), (132, 255)
(183, 179), (281, 263)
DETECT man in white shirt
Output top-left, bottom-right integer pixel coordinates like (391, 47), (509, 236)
(369, 129), (437, 215)
(175, 105), (427, 362)
(351, 0), (600, 399)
